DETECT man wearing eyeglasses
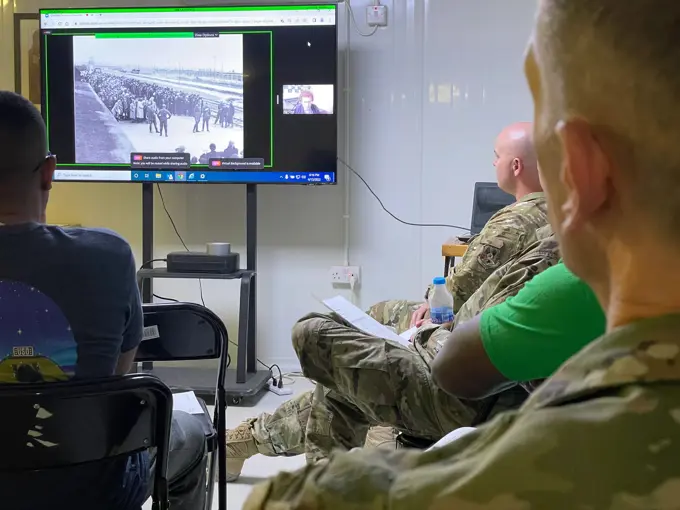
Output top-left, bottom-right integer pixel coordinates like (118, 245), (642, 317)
(0, 91), (207, 510)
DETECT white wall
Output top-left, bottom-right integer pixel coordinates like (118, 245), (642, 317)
(5, 0), (538, 371)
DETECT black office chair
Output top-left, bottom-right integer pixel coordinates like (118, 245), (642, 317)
(0, 374), (173, 510)
(138, 302), (229, 510)
(470, 182), (515, 235)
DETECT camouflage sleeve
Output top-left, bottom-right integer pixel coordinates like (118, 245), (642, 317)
(453, 234), (559, 326)
(446, 219), (527, 313)
(244, 384), (679, 509)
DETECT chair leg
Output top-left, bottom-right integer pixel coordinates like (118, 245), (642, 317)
(205, 448), (217, 510)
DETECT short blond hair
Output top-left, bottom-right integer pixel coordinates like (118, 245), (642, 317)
(540, 0), (680, 230)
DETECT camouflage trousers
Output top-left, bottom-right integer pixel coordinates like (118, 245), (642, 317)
(247, 300), (480, 463)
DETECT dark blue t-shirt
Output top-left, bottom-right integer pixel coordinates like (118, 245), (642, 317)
(0, 223), (146, 509)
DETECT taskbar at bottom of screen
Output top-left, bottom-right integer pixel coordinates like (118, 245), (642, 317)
(54, 170), (336, 184)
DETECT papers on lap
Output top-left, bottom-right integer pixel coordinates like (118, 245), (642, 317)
(320, 295), (414, 347)
(172, 391), (204, 414)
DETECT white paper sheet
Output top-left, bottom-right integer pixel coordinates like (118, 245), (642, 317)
(426, 427), (476, 451)
(400, 326), (419, 341)
(320, 296), (411, 347)
(172, 391), (205, 415)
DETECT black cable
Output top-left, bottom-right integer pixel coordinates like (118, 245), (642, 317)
(156, 184), (190, 251)
(138, 260), (179, 303)
(227, 338), (279, 384)
(156, 183), (206, 307)
(336, 156), (471, 232)
(153, 293), (179, 302)
(140, 258), (167, 269)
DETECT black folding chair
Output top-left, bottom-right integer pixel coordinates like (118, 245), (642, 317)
(138, 302), (228, 510)
(0, 374), (173, 510)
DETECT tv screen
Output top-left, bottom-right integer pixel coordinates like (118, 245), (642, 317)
(39, 4), (338, 185)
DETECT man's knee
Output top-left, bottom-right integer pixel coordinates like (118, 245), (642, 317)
(168, 411), (206, 478)
(291, 315), (327, 358)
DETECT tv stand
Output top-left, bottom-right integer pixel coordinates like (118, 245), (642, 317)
(139, 182), (271, 404)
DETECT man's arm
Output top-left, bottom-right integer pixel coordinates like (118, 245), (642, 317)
(116, 252), (143, 375)
(433, 262), (606, 399)
(431, 315), (509, 399)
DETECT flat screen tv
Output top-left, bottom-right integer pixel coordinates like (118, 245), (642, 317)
(39, 4), (338, 185)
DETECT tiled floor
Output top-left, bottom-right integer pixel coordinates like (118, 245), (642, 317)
(144, 378), (313, 510)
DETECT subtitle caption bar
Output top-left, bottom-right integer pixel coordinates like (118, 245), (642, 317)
(130, 153), (190, 169)
(208, 158), (265, 170)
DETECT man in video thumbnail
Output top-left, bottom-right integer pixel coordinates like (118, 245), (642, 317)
(201, 105), (211, 132)
(223, 141), (238, 158)
(146, 97), (159, 134)
(157, 103), (171, 137)
(199, 143), (219, 164)
(226, 100), (235, 127)
(292, 90), (326, 115)
(192, 103), (202, 134)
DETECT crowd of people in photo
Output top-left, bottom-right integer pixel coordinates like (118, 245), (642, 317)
(176, 141), (241, 165)
(77, 68), (240, 133)
(76, 67), (242, 158)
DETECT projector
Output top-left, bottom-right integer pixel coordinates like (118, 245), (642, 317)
(167, 251), (240, 274)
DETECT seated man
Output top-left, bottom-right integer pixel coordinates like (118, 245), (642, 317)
(0, 92), (206, 510)
(432, 260), (606, 399)
(244, 1), (680, 506)
(382, 121), (548, 334)
(227, 224), (558, 482)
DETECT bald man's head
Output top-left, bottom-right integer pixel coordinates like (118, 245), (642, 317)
(0, 91), (55, 220)
(493, 122), (541, 199)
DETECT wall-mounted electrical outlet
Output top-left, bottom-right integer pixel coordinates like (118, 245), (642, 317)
(330, 266), (361, 285)
(366, 5), (388, 27)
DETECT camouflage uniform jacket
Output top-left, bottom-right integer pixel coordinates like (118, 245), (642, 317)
(245, 313), (680, 509)
(414, 224), (558, 361)
(444, 191), (548, 312)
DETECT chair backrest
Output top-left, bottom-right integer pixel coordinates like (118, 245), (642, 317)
(0, 373), (172, 472)
(138, 302), (225, 362)
(470, 182), (515, 235)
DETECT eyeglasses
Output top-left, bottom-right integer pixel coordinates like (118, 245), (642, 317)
(32, 153), (55, 173)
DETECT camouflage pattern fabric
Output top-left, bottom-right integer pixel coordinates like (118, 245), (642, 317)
(250, 311), (480, 464)
(244, 230), (559, 466)
(453, 224), (558, 326)
(410, 225), (558, 362)
(366, 300), (422, 334)
(244, 313), (680, 509)
(444, 191), (548, 312)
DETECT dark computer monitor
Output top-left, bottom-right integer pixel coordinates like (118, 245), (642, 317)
(469, 182), (515, 234)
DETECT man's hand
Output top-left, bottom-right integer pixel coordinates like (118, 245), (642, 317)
(410, 303), (429, 328)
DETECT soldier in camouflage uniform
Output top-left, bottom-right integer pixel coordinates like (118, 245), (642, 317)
(410, 122), (549, 322)
(243, 1), (680, 507)
(226, 226), (558, 481)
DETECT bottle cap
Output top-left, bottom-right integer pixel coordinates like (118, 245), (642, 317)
(433, 277), (446, 285)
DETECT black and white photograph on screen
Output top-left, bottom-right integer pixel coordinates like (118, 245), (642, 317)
(282, 84), (334, 115)
(72, 34), (244, 165)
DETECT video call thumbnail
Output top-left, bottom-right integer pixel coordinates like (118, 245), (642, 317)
(283, 84), (334, 115)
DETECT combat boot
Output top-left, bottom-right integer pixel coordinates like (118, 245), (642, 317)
(226, 422), (259, 482)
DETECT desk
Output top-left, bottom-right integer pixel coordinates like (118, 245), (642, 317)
(442, 239), (468, 276)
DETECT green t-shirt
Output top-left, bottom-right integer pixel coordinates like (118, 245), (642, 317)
(479, 261), (606, 381)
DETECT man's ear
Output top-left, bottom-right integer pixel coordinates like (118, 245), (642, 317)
(555, 119), (609, 233)
(40, 155), (56, 191)
(512, 157), (523, 177)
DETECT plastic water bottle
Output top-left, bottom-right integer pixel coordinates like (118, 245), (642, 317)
(429, 277), (454, 324)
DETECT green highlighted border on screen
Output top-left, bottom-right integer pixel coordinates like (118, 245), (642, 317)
(44, 31), (275, 168)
